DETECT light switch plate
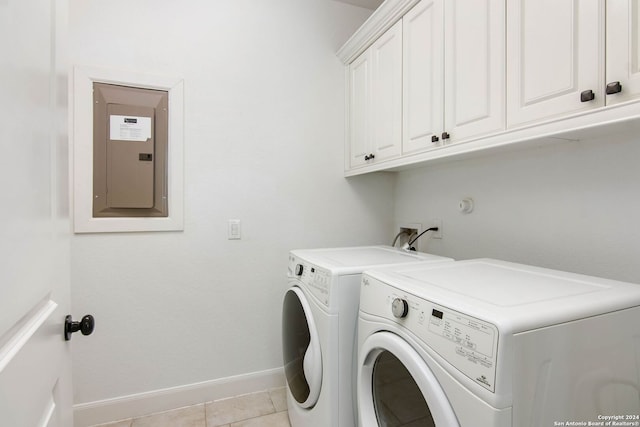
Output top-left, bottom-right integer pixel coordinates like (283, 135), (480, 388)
(228, 219), (241, 240)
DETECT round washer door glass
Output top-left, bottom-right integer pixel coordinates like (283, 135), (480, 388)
(373, 351), (435, 425)
(282, 286), (322, 408)
(359, 332), (459, 427)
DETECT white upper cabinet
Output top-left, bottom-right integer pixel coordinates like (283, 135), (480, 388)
(506, 0), (604, 127)
(371, 20), (403, 162)
(348, 20), (403, 169)
(403, 0), (505, 154)
(339, 0), (640, 175)
(444, 0), (505, 141)
(606, 0), (640, 105)
(349, 51), (371, 168)
(402, 0), (444, 154)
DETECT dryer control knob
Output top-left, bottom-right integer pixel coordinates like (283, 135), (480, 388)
(295, 264), (304, 276)
(392, 298), (409, 318)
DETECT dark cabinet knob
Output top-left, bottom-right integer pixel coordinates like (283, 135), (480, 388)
(606, 81), (622, 95)
(364, 153), (375, 161)
(431, 135), (439, 143)
(580, 89), (595, 102)
(441, 132), (450, 140)
(65, 314), (95, 341)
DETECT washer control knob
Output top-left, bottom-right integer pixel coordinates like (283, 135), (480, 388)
(295, 264), (304, 276)
(392, 298), (409, 318)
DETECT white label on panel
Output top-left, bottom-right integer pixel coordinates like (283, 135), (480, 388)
(109, 115), (151, 141)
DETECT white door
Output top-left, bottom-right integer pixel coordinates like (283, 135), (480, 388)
(606, 0), (640, 105)
(370, 19), (403, 162)
(402, 0), (444, 154)
(0, 0), (74, 426)
(506, 0), (604, 127)
(444, 0), (505, 141)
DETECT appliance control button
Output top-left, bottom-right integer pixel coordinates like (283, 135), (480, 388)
(295, 264), (304, 276)
(392, 298), (409, 318)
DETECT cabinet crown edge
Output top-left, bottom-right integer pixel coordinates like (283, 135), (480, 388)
(337, 0), (420, 64)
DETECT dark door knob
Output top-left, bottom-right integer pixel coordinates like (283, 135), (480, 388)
(431, 135), (439, 143)
(65, 314), (95, 341)
(441, 132), (450, 140)
(364, 153), (375, 161)
(606, 81), (622, 95)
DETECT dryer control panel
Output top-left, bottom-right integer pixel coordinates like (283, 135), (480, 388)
(361, 275), (499, 392)
(288, 254), (331, 307)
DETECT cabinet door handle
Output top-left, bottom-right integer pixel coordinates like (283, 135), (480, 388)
(364, 153), (375, 161)
(441, 132), (450, 140)
(580, 89), (595, 102)
(431, 135), (439, 143)
(606, 81), (622, 95)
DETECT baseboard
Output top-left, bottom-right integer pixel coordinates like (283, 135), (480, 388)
(73, 367), (285, 427)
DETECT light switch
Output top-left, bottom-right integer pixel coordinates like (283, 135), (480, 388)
(228, 219), (241, 240)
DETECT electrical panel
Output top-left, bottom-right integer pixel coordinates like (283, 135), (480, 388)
(93, 83), (168, 217)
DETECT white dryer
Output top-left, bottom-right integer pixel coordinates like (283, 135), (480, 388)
(357, 259), (640, 427)
(282, 246), (453, 427)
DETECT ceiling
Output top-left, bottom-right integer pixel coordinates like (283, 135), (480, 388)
(333, 0), (384, 10)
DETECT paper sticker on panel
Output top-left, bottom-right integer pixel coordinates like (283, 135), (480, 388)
(109, 115), (151, 142)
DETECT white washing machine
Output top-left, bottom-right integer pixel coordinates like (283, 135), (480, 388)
(357, 259), (640, 427)
(282, 246), (453, 427)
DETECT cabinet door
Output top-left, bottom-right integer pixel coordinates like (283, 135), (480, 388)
(606, 0), (640, 105)
(506, 0), (604, 128)
(349, 50), (371, 168)
(403, 0), (444, 154)
(371, 20), (403, 161)
(444, 0), (505, 141)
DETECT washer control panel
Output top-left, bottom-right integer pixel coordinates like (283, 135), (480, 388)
(426, 306), (497, 389)
(288, 254), (331, 306)
(361, 275), (499, 392)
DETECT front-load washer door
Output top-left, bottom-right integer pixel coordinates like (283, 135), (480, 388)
(282, 286), (322, 409)
(358, 332), (459, 427)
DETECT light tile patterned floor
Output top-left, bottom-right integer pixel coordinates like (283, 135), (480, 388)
(91, 388), (290, 427)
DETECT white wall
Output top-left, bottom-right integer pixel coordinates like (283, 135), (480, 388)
(68, 0), (392, 408)
(394, 131), (640, 284)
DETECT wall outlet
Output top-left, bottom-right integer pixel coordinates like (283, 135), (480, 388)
(429, 219), (443, 239)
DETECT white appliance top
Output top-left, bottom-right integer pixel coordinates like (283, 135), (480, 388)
(291, 245), (453, 275)
(365, 258), (640, 333)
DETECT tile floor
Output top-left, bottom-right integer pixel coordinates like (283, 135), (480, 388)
(91, 388), (290, 427)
